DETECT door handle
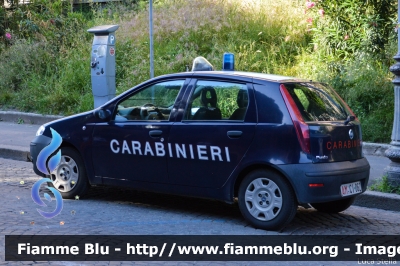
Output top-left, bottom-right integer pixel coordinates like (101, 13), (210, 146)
(149, 130), (163, 137)
(227, 131), (242, 138)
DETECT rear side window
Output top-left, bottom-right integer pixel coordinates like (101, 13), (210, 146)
(284, 83), (349, 121)
(184, 80), (248, 121)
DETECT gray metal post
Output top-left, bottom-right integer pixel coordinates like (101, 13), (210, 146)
(87, 25), (119, 108)
(385, 2), (400, 186)
(149, 0), (154, 78)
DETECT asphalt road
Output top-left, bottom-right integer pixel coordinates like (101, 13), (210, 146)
(1, 158), (400, 266)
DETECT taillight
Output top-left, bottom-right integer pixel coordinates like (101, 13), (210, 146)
(280, 84), (310, 154)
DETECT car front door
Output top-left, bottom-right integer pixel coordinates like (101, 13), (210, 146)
(167, 79), (257, 188)
(91, 79), (188, 184)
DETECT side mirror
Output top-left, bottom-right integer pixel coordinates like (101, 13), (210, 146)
(95, 109), (111, 120)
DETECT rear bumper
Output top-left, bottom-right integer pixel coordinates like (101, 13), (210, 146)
(279, 157), (370, 204)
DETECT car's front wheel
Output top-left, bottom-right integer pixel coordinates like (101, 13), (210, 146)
(48, 147), (89, 199)
(311, 197), (355, 213)
(238, 170), (297, 231)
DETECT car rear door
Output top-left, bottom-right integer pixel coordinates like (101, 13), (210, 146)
(167, 78), (257, 188)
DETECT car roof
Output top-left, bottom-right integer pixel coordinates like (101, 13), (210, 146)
(118, 71), (312, 100)
(159, 71), (309, 83)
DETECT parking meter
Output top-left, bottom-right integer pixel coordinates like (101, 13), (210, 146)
(87, 25), (119, 108)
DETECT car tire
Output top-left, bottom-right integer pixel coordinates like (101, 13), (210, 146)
(311, 197), (355, 213)
(47, 147), (89, 199)
(238, 170), (297, 231)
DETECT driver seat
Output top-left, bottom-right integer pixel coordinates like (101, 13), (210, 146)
(192, 87), (222, 120)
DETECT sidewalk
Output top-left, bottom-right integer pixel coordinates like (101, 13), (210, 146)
(0, 122), (38, 161)
(1, 111), (400, 212)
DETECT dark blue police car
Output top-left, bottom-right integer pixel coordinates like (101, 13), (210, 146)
(30, 57), (369, 230)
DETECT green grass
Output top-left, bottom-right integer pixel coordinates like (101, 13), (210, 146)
(0, 0), (396, 143)
(370, 176), (400, 195)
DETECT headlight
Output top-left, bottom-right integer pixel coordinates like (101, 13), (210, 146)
(36, 125), (45, 136)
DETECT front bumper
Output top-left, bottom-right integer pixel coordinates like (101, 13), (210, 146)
(279, 157), (370, 204)
(30, 135), (52, 177)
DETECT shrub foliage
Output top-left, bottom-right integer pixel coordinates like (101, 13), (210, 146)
(307, 0), (396, 58)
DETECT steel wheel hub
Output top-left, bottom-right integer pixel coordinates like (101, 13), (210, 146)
(50, 155), (79, 192)
(245, 177), (283, 221)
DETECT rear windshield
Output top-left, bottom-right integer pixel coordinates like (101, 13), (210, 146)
(284, 83), (349, 122)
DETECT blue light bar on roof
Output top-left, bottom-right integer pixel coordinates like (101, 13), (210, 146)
(222, 53), (234, 71)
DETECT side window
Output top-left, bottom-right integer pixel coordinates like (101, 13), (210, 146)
(184, 80), (248, 121)
(115, 80), (185, 121)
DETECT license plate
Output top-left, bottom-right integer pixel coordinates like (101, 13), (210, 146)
(340, 181), (362, 197)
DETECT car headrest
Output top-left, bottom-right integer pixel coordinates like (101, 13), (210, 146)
(237, 89), (248, 108)
(200, 87), (217, 108)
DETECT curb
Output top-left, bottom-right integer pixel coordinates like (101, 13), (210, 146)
(0, 111), (63, 125)
(353, 190), (400, 212)
(0, 147), (30, 162)
(362, 142), (390, 157)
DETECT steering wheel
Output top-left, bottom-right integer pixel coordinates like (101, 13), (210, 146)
(140, 103), (164, 120)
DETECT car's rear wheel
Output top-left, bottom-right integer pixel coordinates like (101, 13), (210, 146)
(48, 147), (89, 199)
(311, 197), (355, 213)
(238, 170), (297, 231)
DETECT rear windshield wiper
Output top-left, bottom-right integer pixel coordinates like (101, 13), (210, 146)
(344, 115), (355, 125)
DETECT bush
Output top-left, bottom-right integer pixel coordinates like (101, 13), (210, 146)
(305, 0), (396, 59)
(291, 0), (397, 143)
(0, 39), (53, 92)
(323, 55), (394, 143)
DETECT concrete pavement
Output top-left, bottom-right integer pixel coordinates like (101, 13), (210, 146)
(0, 111), (399, 211)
